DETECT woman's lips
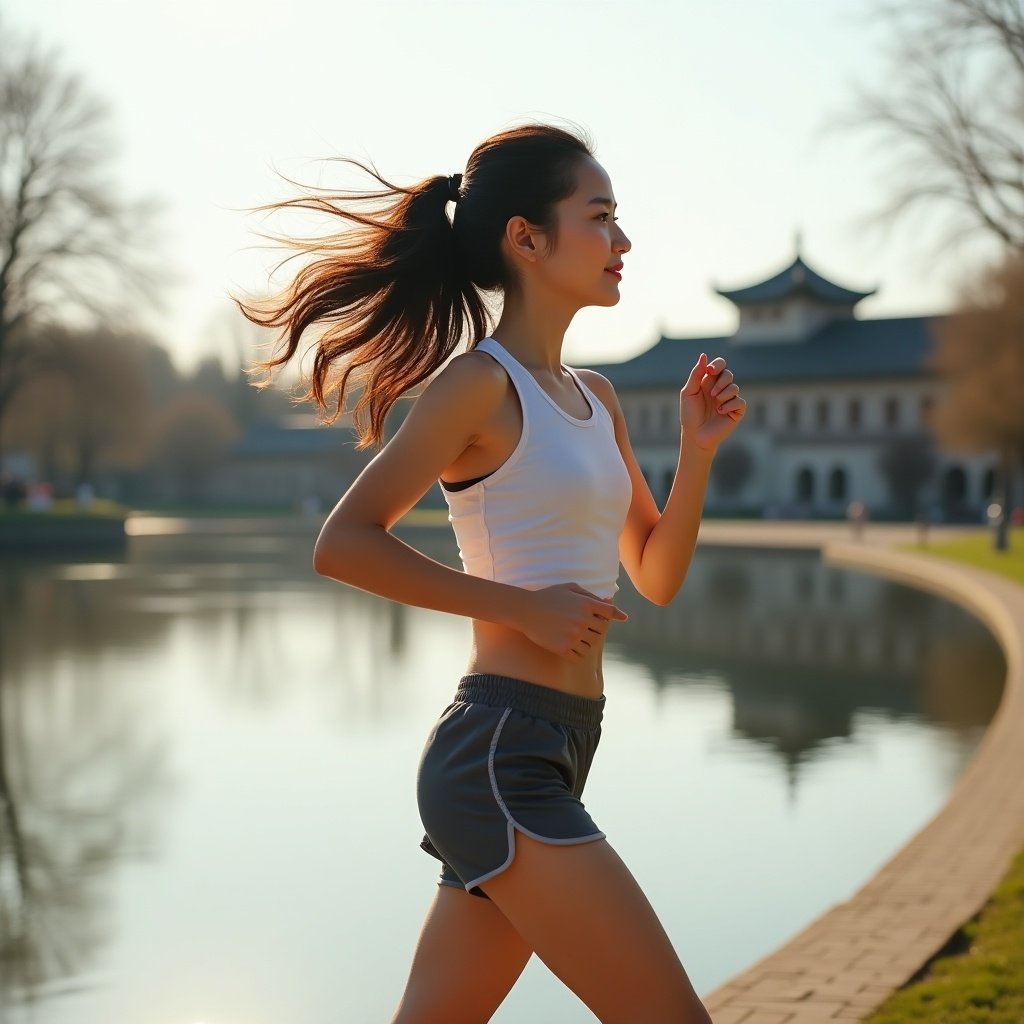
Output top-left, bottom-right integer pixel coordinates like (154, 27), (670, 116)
(605, 266), (623, 280)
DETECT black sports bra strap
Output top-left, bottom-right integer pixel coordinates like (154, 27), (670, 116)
(440, 470), (494, 492)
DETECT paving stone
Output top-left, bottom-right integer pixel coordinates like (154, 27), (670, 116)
(780, 1005), (848, 1023)
(705, 1007), (756, 1024)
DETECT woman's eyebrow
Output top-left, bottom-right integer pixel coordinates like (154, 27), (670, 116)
(587, 197), (617, 209)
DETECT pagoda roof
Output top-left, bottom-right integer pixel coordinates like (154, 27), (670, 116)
(714, 255), (876, 306)
(579, 316), (940, 388)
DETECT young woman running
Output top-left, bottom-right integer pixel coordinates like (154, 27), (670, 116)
(240, 122), (744, 1023)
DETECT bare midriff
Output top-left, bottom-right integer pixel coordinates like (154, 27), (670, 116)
(465, 617), (606, 700)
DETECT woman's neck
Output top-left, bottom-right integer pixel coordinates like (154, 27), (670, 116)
(490, 291), (577, 375)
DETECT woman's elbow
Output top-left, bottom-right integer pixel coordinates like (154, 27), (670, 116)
(645, 589), (675, 607)
(312, 542), (333, 577)
(312, 524), (357, 577)
(312, 537), (340, 577)
(642, 576), (682, 606)
(313, 520), (383, 578)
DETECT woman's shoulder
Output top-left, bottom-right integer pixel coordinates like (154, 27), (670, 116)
(413, 348), (510, 422)
(439, 347), (510, 393)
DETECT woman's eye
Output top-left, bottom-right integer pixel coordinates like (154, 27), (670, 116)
(597, 213), (619, 222)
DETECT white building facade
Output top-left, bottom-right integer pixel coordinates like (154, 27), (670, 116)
(584, 251), (996, 522)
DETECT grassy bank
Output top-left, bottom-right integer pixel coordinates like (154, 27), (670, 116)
(0, 498), (126, 518)
(905, 527), (1024, 584)
(865, 531), (1024, 1023)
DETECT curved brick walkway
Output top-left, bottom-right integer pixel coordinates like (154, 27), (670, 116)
(695, 523), (1024, 1023)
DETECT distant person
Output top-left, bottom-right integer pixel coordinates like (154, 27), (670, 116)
(75, 482), (96, 509)
(1, 474), (28, 510)
(239, 122), (745, 1022)
(27, 481), (52, 513)
(846, 499), (868, 539)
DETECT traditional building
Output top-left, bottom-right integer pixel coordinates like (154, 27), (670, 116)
(197, 415), (368, 510)
(583, 247), (997, 522)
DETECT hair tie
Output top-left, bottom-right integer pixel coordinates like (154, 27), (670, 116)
(447, 173), (462, 203)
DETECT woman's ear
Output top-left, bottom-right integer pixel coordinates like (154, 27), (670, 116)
(504, 215), (543, 265)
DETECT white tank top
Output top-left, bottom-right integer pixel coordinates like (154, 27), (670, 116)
(440, 337), (632, 600)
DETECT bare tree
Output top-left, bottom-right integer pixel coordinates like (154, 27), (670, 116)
(147, 392), (241, 504)
(927, 251), (1024, 548)
(4, 325), (152, 488)
(831, 0), (1023, 548)
(876, 434), (939, 519)
(0, 20), (165, 463)
(833, 0), (1024, 258)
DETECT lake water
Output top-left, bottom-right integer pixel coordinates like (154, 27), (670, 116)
(0, 523), (1006, 1023)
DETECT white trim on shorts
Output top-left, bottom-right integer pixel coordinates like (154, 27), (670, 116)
(460, 707), (606, 893)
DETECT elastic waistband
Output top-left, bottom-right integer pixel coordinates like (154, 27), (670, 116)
(454, 673), (604, 730)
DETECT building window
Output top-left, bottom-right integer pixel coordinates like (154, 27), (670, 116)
(885, 396), (899, 427)
(816, 399), (829, 429)
(795, 467), (815, 502)
(829, 466), (847, 501)
(982, 466), (996, 500)
(787, 400), (800, 430)
(848, 398), (862, 429)
(659, 403), (672, 435)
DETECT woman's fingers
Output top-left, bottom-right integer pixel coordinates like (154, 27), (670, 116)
(593, 601), (628, 622)
(528, 584), (631, 660)
(566, 585), (628, 624)
(709, 368), (733, 396)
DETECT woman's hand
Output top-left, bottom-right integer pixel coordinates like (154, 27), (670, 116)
(514, 582), (628, 660)
(679, 353), (746, 452)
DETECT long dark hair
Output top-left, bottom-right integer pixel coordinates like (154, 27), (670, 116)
(235, 122), (594, 449)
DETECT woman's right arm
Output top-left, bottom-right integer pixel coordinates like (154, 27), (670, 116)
(312, 352), (626, 657)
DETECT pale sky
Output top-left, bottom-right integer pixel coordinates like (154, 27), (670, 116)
(5, 0), (1000, 373)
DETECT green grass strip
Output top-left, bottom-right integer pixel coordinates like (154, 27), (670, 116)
(0, 498), (127, 519)
(898, 527), (1024, 585)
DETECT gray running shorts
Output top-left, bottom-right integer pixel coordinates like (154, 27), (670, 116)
(417, 672), (606, 899)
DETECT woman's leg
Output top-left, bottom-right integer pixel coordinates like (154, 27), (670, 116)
(480, 833), (714, 1024)
(390, 885), (533, 1024)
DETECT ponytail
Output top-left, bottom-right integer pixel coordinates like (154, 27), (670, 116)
(236, 122), (593, 449)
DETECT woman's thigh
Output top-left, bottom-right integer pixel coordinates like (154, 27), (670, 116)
(391, 885), (533, 1024)
(480, 834), (713, 1024)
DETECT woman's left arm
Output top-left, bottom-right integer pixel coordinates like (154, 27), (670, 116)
(578, 354), (745, 606)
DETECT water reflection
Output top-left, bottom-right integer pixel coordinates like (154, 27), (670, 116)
(595, 546), (1004, 791)
(0, 527), (1005, 1022)
(0, 567), (171, 1005)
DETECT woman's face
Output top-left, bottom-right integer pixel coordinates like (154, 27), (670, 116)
(520, 156), (632, 310)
